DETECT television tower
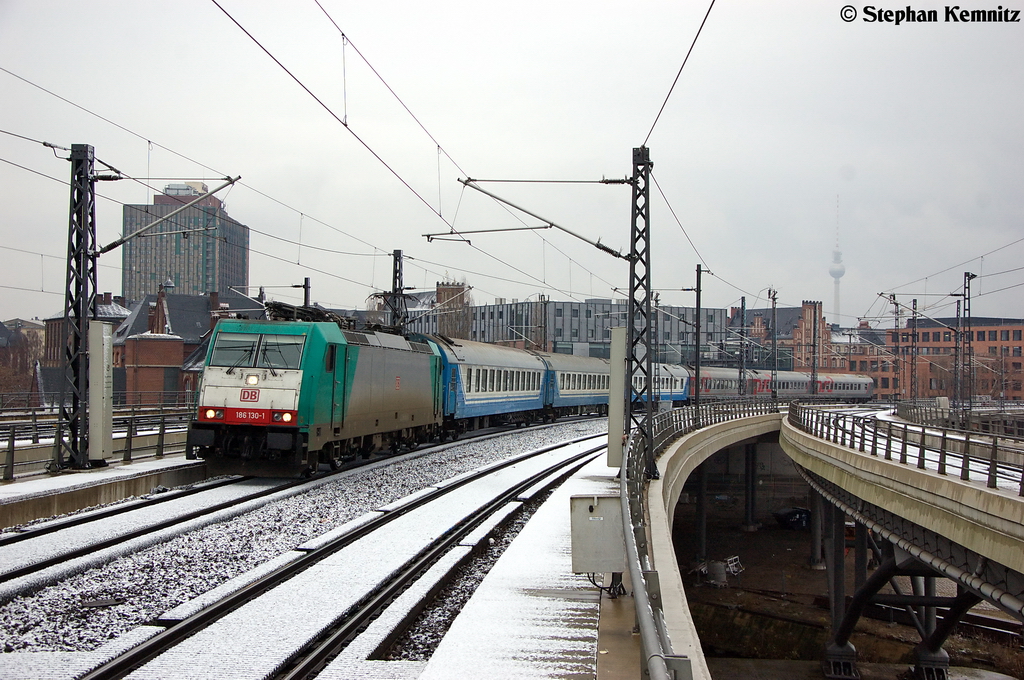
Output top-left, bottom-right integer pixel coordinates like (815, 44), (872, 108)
(829, 199), (845, 321)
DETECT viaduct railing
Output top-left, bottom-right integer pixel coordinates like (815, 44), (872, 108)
(897, 401), (1024, 437)
(620, 398), (781, 680)
(788, 402), (1024, 496)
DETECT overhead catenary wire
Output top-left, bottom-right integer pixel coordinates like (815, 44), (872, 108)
(643, 0), (717, 146)
(0, 67), (391, 259)
(311, 4), (630, 300)
(1, 56), (620, 310)
(210, 3), (610, 305)
(210, 0), (449, 227)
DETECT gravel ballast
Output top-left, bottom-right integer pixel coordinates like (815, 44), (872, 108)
(0, 420), (606, 654)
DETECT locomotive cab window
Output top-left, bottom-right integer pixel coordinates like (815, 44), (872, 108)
(211, 332), (306, 371)
(211, 333), (260, 368)
(258, 335), (306, 370)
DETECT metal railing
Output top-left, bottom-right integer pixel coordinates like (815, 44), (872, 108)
(620, 398), (781, 680)
(3, 406), (193, 480)
(0, 390), (198, 413)
(789, 403), (1024, 496)
(897, 401), (1024, 436)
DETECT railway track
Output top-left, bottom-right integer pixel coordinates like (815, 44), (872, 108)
(0, 475), (301, 594)
(1, 421), (578, 594)
(77, 434), (605, 680)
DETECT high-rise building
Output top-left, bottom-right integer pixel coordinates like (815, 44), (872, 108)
(121, 183), (249, 304)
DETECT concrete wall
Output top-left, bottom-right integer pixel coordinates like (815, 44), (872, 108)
(646, 412), (786, 680)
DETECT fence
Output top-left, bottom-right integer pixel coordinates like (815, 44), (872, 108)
(2, 406), (193, 479)
(789, 402), (1024, 496)
(0, 390), (198, 412)
(897, 401), (1024, 437)
(620, 398), (781, 680)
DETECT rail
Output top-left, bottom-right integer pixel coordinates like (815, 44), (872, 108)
(788, 403), (1024, 496)
(620, 398), (781, 680)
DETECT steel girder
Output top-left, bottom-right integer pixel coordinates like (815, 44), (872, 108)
(799, 466), (1023, 679)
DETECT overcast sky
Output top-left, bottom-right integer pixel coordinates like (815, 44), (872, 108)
(1, 1), (1022, 329)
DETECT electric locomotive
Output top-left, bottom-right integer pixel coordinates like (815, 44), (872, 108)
(187, 320), (442, 476)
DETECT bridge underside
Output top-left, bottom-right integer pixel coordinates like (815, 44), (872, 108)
(800, 467), (1023, 679)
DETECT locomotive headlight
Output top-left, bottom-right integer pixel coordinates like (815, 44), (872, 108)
(204, 408), (216, 419)
(246, 374), (259, 386)
(204, 409), (225, 420)
(281, 412), (293, 423)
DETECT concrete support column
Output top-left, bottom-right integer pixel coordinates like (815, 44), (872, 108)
(924, 577), (937, 637)
(809, 487), (826, 570)
(696, 462), (707, 562)
(741, 442), (760, 532)
(823, 500), (858, 678)
(826, 501), (848, 634)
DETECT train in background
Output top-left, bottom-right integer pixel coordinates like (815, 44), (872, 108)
(187, 319), (873, 476)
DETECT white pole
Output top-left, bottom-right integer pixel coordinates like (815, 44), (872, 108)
(608, 326), (627, 467)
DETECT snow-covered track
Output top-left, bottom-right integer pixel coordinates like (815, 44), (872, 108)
(79, 434), (605, 680)
(0, 476), (300, 590)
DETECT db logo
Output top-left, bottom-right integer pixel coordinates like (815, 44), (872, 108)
(240, 388), (260, 402)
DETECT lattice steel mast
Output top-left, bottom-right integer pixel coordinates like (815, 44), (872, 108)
(55, 144), (98, 469)
(626, 147), (656, 478)
(963, 272), (977, 421)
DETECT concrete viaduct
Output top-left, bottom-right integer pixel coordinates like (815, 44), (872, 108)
(630, 403), (1024, 680)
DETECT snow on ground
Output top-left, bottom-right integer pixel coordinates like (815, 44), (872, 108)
(0, 420), (606, 654)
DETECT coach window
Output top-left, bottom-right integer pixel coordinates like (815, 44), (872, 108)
(465, 367), (472, 392)
(489, 369), (496, 392)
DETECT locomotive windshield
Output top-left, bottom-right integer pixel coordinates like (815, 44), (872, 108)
(210, 332), (306, 370)
(257, 335), (305, 369)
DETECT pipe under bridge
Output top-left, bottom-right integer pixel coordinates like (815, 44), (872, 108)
(623, 401), (1024, 680)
